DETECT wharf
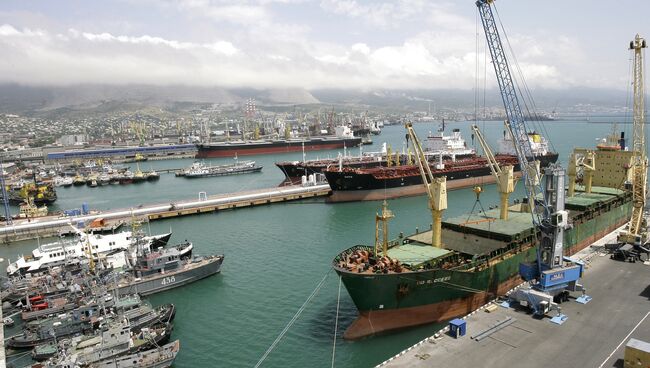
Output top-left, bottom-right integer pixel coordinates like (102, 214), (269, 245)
(380, 226), (650, 368)
(0, 184), (331, 242)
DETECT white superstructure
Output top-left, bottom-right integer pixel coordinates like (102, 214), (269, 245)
(6, 230), (171, 275)
(425, 127), (475, 158)
(498, 130), (550, 156)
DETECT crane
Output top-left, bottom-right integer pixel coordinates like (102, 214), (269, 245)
(405, 122), (447, 248)
(618, 34), (648, 247)
(471, 124), (514, 220)
(477, 0), (589, 319)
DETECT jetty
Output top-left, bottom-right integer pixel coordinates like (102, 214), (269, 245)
(0, 184), (331, 242)
(378, 226), (650, 368)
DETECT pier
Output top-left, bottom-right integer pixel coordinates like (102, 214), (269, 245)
(0, 184), (331, 242)
(378, 226), (650, 368)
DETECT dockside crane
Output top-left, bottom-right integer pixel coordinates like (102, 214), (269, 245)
(471, 124), (514, 220)
(405, 122), (447, 248)
(617, 34), (648, 248)
(476, 0), (589, 319)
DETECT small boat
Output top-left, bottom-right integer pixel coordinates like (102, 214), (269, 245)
(133, 164), (146, 183)
(92, 340), (180, 368)
(119, 171), (134, 184)
(16, 197), (48, 219)
(53, 176), (72, 187)
(145, 170), (160, 181)
(3, 316), (14, 327)
(72, 175), (86, 186)
(98, 173), (111, 186)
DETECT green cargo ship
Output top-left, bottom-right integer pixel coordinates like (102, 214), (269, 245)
(333, 144), (634, 340)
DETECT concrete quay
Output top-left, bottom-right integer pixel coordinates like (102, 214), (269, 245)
(0, 184), (331, 243)
(380, 226), (650, 368)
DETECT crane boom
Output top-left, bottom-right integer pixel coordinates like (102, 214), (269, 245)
(622, 34), (648, 245)
(477, 0), (589, 317)
(471, 124), (514, 220)
(476, 0), (547, 226)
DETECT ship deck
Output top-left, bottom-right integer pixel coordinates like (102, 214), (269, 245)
(408, 186), (628, 251)
(386, 244), (451, 268)
(408, 209), (534, 251)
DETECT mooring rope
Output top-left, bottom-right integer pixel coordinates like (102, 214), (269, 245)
(254, 269), (332, 368)
(331, 275), (342, 368)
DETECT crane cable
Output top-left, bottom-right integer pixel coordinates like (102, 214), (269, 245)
(254, 269), (332, 368)
(492, 4), (557, 156)
(331, 275), (342, 368)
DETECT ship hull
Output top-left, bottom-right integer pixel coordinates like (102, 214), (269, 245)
(196, 138), (362, 158)
(334, 195), (631, 339)
(276, 153), (476, 183)
(326, 153), (558, 202)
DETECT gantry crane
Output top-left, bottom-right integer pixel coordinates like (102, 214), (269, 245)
(471, 124), (514, 220)
(477, 0), (589, 319)
(618, 34), (648, 247)
(405, 122), (447, 248)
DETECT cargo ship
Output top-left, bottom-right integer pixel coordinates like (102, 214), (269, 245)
(324, 131), (558, 202)
(332, 140), (633, 340)
(196, 126), (362, 158)
(276, 127), (475, 184)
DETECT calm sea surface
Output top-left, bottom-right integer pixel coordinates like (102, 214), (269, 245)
(1, 119), (629, 367)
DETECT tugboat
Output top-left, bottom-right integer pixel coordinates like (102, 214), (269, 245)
(145, 170), (160, 181)
(133, 165), (146, 183)
(4, 181), (57, 205)
(73, 174), (86, 186)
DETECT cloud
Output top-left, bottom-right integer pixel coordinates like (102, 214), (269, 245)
(0, 1), (598, 91)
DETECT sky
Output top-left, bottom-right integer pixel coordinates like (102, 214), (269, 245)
(0, 0), (647, 90)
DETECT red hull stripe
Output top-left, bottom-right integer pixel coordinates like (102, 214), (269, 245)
(196, 142), (354, 158)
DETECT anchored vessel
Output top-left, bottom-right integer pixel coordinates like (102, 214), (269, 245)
(276, 127), (475, 184)
(177, 160), (262, 178)
(333, 142), (633, 339)
(113, 243), (224, 296)
(196, 126), (362, 158)
(325, 131), (558, 202)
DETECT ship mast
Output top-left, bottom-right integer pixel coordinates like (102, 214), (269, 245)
(619, 34), (648, 246)
(374, 200), (394, 257)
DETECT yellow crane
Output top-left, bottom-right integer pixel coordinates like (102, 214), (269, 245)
(405, 122), (447, 248)
(471, 124), (514, 220)
(619, 34), (648, 246)
(567, 150), (596, 197)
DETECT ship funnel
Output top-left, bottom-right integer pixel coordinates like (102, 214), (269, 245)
(620, 131), (626, 150)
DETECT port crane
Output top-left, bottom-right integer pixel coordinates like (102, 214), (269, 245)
(405, 122), (447, 248)
(471, 124), (514, 220)
(477, 0), (589, 319)
(617, 35), (649, 249)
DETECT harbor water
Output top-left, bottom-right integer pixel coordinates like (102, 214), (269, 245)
(1, 119), (629, 367)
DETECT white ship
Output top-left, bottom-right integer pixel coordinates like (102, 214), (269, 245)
(6, 230), (172, 275)
(425, 124), (475, 159)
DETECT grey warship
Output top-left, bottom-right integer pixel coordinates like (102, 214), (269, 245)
(113, 242), (224, 296)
